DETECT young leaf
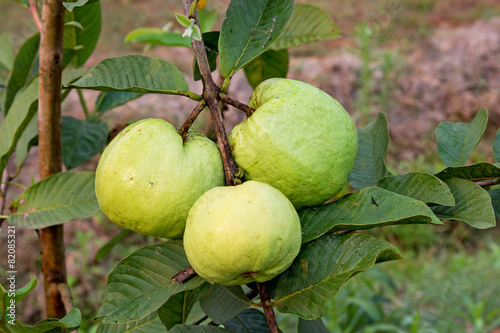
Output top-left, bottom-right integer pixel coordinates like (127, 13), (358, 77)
(200, 284), (251, 324)
(435, 162), (500, 182)
(66, 55), (191, 96)
(0, 78), (38, 179)
(219, 0), (294, 78)
(224, 308), (282, 333)
(494, 128), (500, 162)
(94, 91), (143, 114)
(348, 113), (390, 190)
(125, 28), (192, 47)
(6, 307), (81, 333)
(489, 189), (500, 219)
(432, 178), (496, 229)
(158, 289), (200, 329)
(376, 172), (455, 206)
(297, 318), (329, 333)
(193, 32), (219, 81)
(93, 230), (131, 263)
(1, 275), (37, 309)
(198, 9), (218, 33)
(274, 233), (402, 319)
(300, 187), (443, 244)
(8, 172), (100, 228)
(243, 49), (289, 89)
(3, 33), (39, 114)
(435, 108), (488, 167)
(63, 0), (99, 12)
(271, 4), (341, 50)
(63, 1), (101, 67)
(97, 241), (205, 324)
(61, 116), (109, 170)
(169, 326), (233, 332)
(96, 311), (166, 333)
(0, 33), (14, 71)
(176, 13), (194, 28)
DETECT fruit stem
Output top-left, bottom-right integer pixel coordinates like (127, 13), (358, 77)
(179, 100), (206, 140)
(257, 282), (280, 333)
(220, 93), (255, 117)
(182, 0), (242, 186)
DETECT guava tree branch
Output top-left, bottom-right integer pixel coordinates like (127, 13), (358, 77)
(182, 0), (241, 186)
(220, 94), (255, 117)
(179, 100), (206, 139)
(38, 0), (72, 318)
(257, 282), (279, 333)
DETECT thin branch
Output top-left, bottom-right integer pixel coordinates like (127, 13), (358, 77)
(77, 89), (90, 119)
(0, 173), (12, 227)
(172, 266), (197, 283)
(476, 178), (500, 187)
(182, 0), (242, 186)
(220, 94), (255, 117)
(29, 0), (42, 33)
(179, 100), (206, 139)
(257, 282), (279, 333)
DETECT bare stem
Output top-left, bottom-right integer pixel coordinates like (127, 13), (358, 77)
(38, 0), (72, 318)
(257, 282), (279, 333)
(179, 100), (206, 139)
(220, 94), (255, 117)
(182, 0), (241, 186)
(77, 89), (90, 119)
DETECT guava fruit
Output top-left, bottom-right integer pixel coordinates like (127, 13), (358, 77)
(95, 118), (224, 239)
(229, 78), (358, 209)
(183, 180), (301, 286)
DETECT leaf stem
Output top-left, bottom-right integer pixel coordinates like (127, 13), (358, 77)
(28, 0), (42, 33)
(220, 93), (255, 117)
(77, 89), (90, 119)
(257, 282), (280, 333)
(179, 100), (206, 140)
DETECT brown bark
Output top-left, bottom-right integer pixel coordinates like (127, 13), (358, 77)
(179, 100), (207, 140)
(257, 282), (280, 333)
(220, 94), (255, 117)
(172, 266), (197, 283)
(38, 0), (71, 318)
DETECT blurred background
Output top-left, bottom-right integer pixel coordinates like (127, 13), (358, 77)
(1, 0), (500, 331)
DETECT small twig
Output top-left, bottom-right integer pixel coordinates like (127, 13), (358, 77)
(0, 173), (12, 227)
(172, 266), (197, 283)
(220, 94), (255, 117)
(193, 315), (209, 325)
(77, 89), (90, 119)
(28, 0), (42, 33)
(257, 282), (279, 333)
(476, 178), (500, 187)
(179, 100), (206, 139)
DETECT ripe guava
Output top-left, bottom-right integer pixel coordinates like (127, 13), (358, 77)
(183, 180), (301, 286)
(229, 78), (358, 209)
(95, 118), (224, 239)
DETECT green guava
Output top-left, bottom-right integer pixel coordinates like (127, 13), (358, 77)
(229, 78), (358, 209)
(183, 180), (302, 286)
(95, 118), (224, 239)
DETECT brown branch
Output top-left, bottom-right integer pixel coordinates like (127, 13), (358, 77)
(38, 0), (71, 318)
(476, 178), (500, 187)
(28, 0), (42, 33)
(182, 0), (242, 186)
(257, 282), (279, 333)
(179, 100), (206, 140)
(172, 266), (197, 283)
(220, 94), (255, 117)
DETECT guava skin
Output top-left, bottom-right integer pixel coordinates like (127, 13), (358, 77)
(184, 180), (302, 286)
(95, 118), (225, 239)
(229, 78), (358, 209)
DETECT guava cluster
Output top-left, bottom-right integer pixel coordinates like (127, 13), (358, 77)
(95, 78), (358, 286)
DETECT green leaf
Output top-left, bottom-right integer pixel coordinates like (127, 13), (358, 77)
(224, 308), (280, 333)
(435, 162), (500, 182)
(94, 91), (144, 114)
(96, 311), (167, 333)
(94, 230), (132, 263)
(376, 172), (455, 206)
(4, 33), (39, 114)
(191, 25), (202, 42)
(494, 128), (500, 162)
(300, 187), (443, 244)
(64, 1), (101, 67)
(194, 32), (219, 81)
(243, 49), (289, 89)
(219, 0), (294, 77)
(0, 33), (14, 71)
(432, 178), (496, 229)
(0, 78), (38, 178)
(200, 284), (250, 324)
(97, 241), (205, 324)
(176, 13), (193, 28)
(169, 326), (233, 333)
(63, 0), (99, 12)
(436, 108), (488, 167)
(65, 21), (85, 30)
(61, 116), (108, 169)
(198, 9), (218, 33)
(348, 113), (390, 190)
(1, 276), (37, 319)
(489, 189), (500, 219)
(274, 233), (402, 319)
(297, 318), (329, 333)
(125, 28), (192, 48)
(271, 4), (340, 50)
(66, 55), (190, 95)
(14, 0), (28, 8)
(11, 276), (37, 305)
(8, 172), (100, 228)
(158, 289), (200, 329)
(7, 307), (81, 333)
